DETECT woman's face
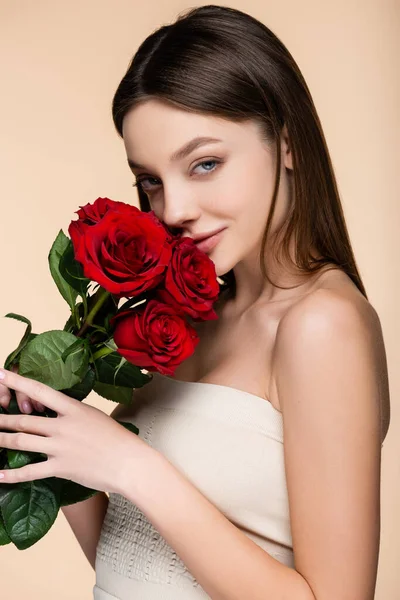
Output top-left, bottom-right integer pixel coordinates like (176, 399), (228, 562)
(122, 99), (292, 277)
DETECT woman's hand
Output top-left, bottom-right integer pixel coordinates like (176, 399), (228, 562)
(0, 367), (147, 495)
(0, 363), (46, 414)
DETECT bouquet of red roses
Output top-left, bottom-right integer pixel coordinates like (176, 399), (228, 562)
(0, 197), (220, 549)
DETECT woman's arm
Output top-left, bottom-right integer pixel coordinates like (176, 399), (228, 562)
(61, 401), (127, 570)
(117, 289), (383, 600)
(61, 492), (109, 570)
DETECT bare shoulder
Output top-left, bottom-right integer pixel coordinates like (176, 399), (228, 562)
(272, 276), (391, 443)
(276, 267), (384, 351)
(270, 275), (389, 598)
(281, 278), (378, 334)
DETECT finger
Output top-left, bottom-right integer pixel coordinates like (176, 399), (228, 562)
(1, 384), (38, 414)
(0, 431), (53, 456)
(8, 364), (30, 412)
(0, 369), (72, 415)
(16, 394), (46, 414)
(8, 364), (38, 414)
(17, 392), (35, 413)
(26, 399), (46, 413)
(0, 458), (54, 483)
(0, 413), (54, 436)
(0, 387), (11, 409)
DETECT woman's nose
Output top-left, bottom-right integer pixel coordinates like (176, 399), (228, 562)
(161, 193), (202, 230)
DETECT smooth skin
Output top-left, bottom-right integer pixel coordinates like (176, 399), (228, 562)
(0, 369), (152, 495)
(0, 98), (391, 599)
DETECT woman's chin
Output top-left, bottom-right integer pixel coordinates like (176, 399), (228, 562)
(214, 262), (232, 279)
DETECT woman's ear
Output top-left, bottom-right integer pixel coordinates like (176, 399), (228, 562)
(281, 124), (293, 170)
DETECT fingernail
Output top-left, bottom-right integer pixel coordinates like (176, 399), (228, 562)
(0, 370), (5, 380)
(22, 401), (32, 413)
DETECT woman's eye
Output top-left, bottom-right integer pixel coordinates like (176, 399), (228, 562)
(193, 159), (220, 174)
(133, 159), (221, 192)
(133, 176), (160, 191)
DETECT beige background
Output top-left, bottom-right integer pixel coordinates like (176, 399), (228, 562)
(0, 1), (398, 598)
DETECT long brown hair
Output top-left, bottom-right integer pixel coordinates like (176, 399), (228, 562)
(111, 4), (367, 300)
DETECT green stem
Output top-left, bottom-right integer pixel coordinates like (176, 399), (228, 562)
(76, 288), (111, 338)
(91, 346), (115, 362)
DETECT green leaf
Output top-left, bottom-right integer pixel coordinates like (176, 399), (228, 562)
(117, 420), (139, 436)
(94, 351), (152, 389)
(87, 291), (119, 333)
(63, 302), (85, 333)
(58, 239), (91, 298)
(73, 346), (92, 380)
(7, 449), (33, 469)
(0, 448), (7, 469)
(0, 478), (61, 549)
(3, 446), (48, 469)
(18, 330), (88, 390)
(2, 314), (38, 370)
(105, 338), (118, 352)
(60, 366), (95, 401)
(48, 230), (79, 311)
(60, 336), (87, 363)
(92, 381), (134, 405)
(91, 352), (152, 405)
(0, 512), (11, 546)
(60, 337), (91, 380)
(59, 480), (98, 507)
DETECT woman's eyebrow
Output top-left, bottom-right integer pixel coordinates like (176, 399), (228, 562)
(127, 136), (223, 170)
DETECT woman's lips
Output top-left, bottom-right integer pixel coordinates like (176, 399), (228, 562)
(194, 228), (226, 253)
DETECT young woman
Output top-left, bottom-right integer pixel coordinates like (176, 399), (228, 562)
(0, 5), (390, 599)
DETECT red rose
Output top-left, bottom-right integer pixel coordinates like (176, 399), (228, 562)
(71, 197), (131, 225)
(68, 198), (173, 298)
(68, 197), (133, 260)
(110, 298), (200, 376)
(155, 236), (220, 322)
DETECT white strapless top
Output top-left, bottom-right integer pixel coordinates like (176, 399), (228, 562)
(93, 373), (294, 599)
